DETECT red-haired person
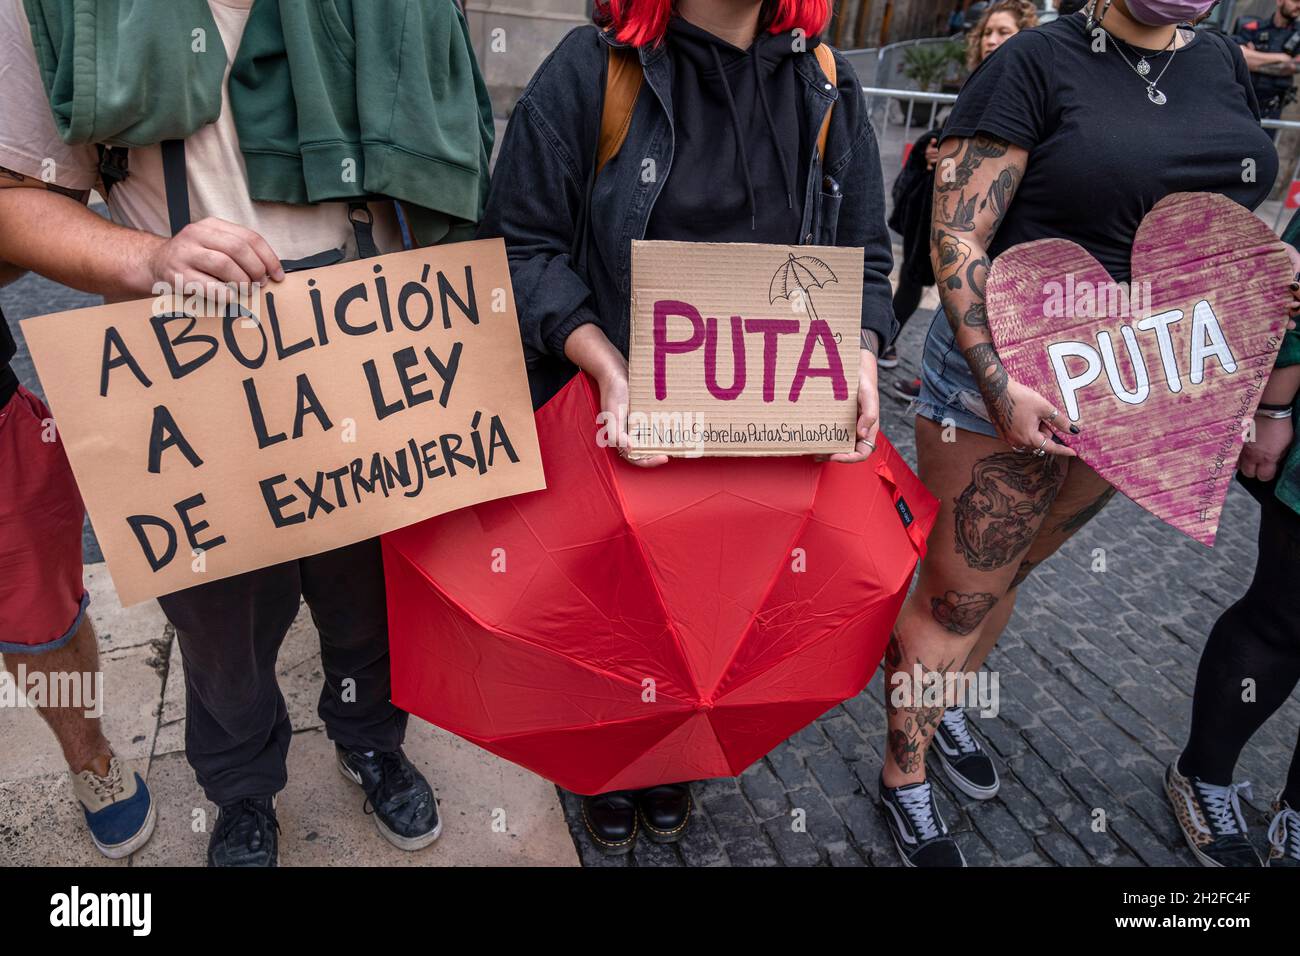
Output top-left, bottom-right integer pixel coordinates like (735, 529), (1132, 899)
(479, 0), (895, 855)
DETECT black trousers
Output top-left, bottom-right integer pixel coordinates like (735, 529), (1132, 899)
(891, 274), (928, 346)
(157, 537), (406, 805)
(1181, 480), (1300, 806)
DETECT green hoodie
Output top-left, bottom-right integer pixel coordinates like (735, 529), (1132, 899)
(23, 0), (493, 244)
(230, 0), (494, 243)
(23, 0), (226, 147)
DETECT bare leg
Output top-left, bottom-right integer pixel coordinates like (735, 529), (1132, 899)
(886, 421), (1116, 786)
(884, 418), (1066, 787)
(2, 615), (112, 774)
(964, 466), (1114, 675)
(963, 587), (1017, 675)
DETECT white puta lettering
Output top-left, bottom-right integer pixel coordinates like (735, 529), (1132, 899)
(1048, 300), (1236, 421)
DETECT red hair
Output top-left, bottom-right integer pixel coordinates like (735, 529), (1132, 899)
(594, 1), (830, 48)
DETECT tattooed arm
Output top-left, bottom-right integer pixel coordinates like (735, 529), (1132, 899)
(929, 134), (1076, 456)
(0, 165), (283, 303)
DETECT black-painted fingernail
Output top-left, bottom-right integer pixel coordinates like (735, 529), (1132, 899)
(1291, 281), (1299, 291)
(1069, 424), (1080, 434)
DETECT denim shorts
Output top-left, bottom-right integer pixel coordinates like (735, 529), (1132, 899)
(912, 306), (1001, 439)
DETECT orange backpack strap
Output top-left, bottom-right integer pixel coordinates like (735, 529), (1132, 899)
(597, 43), (832, 173)
(813, 43), (837, 162)
(596, 46), (643, 176)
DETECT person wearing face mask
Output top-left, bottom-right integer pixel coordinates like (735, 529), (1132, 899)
(1234, 0), (1300, 135)
(878, 0), (1300, 867)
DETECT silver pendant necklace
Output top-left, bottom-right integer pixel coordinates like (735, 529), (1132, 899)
(1104, 27), (1178, 105)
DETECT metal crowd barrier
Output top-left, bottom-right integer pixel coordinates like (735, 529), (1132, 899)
(859, 85), (1300, 234)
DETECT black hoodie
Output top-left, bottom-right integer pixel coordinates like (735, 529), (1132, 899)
(645, 16), (811, 243)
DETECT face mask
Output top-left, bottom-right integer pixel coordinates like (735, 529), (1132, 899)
(1121, 0), (1218, 26)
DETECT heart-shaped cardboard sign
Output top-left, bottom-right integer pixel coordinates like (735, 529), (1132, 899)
(987, 192), (1291, 546)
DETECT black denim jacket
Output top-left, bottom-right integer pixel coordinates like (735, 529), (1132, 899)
(478, 25), (896, 407)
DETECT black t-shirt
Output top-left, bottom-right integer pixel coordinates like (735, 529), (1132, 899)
(941, 14), (1278, 283)
(0, 305), (16, 407)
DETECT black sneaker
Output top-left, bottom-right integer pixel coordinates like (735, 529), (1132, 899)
(337, 746), (441, 851)
(890, 377), (921, 402)
(931, 707), (999, 800)
(207, 796), (279, 867)
(877, 347), (900, 369)
(1267, 798), (1300, 868)
(582, 791), (638, 855)
(879, 776), (966, 867)
(1164, 760), (1261, 867)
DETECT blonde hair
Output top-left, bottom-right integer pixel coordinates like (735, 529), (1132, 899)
(966, 0), (1039, 71)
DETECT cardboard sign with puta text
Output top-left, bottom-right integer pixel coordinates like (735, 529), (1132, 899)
(628, 240), (863, 457)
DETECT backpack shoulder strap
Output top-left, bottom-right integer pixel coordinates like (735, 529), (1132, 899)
(95, 145), (130, 197)
(813, 43), (837, 162)
(596, 46), (643, 177)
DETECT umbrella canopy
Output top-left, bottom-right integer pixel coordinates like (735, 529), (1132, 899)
(383, 374), (937, 794)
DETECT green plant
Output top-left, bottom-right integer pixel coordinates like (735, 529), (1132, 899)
(900, 41), (961, 92)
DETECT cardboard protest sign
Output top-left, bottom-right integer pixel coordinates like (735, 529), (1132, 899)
(627, 240), (863, 457)
(986, 192), (1292, 546)
(22, 239), (545, 605)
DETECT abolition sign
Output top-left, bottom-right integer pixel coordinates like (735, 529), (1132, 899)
(22, 239), (545, 605)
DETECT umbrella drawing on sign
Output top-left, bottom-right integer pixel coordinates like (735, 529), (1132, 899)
(769, 253), (838, 325)
(382, 374), (938, 795)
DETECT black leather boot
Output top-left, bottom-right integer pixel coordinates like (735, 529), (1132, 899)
(636, 783), (691, 843)
(582, 791), (637, 855)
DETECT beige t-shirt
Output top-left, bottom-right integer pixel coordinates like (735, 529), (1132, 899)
(0, 0), (400, 262)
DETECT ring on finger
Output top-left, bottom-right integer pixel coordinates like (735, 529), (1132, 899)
(1033, 435), (1049, 457)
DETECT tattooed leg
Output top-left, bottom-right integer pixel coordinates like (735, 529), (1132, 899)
(883, 420), (1070, 785)
(884, 629), (963, 781)
(1054, 486), (1117, 536)
(965, 463), (1115, 674)
(930, 590), (998, 636)
(953, 451), (1065, 571)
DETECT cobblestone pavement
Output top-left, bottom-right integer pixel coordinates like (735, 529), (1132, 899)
(557, 305), (1300, 868)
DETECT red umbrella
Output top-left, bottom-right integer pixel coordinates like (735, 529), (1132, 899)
(383, 374), (937, 795)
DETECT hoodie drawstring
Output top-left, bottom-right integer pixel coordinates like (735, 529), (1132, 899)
(710, 44), (758, 231)
(752, 46), (795, 211)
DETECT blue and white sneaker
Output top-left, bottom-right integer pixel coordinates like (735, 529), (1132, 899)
(1267, 798), (1300, 868)
(72, 756), (156, 859)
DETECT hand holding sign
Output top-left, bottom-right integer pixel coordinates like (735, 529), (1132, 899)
(628, 240), (864, 457)
(986, 192), (1292, 546)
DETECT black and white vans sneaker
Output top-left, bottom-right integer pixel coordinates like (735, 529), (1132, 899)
(879, 776), (966, 867)
(931, 707), (999, 800)
(1266, 798), (1300, 868)
(1164, 760), (1260, 867)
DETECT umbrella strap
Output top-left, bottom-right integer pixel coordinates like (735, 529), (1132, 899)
(875, 457), (928, 558)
